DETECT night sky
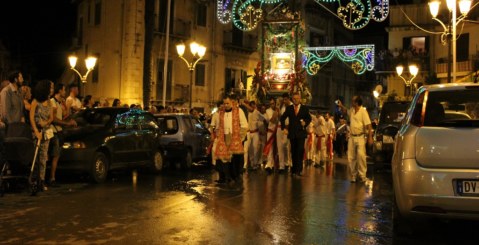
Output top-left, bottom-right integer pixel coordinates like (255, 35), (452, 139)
(0, 0), (419, 83)
(0, 0), (76, 83)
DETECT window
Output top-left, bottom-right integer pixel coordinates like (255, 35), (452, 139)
(87, 2), (91, 24)
(157, 59), (172, 100)
(156, 117), (178, 134)
(424, 88), (479, 127)
(457, 33), (469, 62)
(79, 110), (112, 126)
(232, 26), (243, 46)
(196, 3), (207, 27)
(190, 118), (205, 131)
(402, 36), (429, 55)
(195, 64), (205, 86)
(94, 0), (102, 25)
(159, 0), (175, 33)
(138, 114), (159, 130)
(115, 112), (139, 129)
(225, 68), (236, 93)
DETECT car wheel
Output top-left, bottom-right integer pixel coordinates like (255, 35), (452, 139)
(90, 152), (109, 183)
(151, 149), (164, 173)
(182, 150), (193, 169)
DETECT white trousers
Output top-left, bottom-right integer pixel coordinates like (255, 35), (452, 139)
(304, 133), (315, 161)
(243, 133), (250, 168)
(347, 136), (367, 180)
(248, 132), (262, 167)
(276, 129), (288, 169)
(265, 131), (276, 168)
(315, 136), (327, 163)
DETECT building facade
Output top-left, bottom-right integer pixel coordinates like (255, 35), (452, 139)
(386, 3), (479, 97)
(72, 0), (363, 111)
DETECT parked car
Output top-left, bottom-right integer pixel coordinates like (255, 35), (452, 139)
(154, 113), (211, 169)
(59, 108), (164, 183)
(372, 101), (409, 165)
(391, 83), (479, 234)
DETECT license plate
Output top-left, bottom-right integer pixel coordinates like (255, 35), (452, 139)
(456, 180), (479, 196)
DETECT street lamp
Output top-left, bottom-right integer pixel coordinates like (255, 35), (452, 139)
(176, 41), (206, 109)
(396, 64), (419, 96)
(428, 0), (473, 83)
(68, 55), (97, 95)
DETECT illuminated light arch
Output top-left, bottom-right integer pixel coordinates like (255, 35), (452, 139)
(217, 0), (286, 31)
(218, 0), (389, 31)
(371, 0), (389, 22)
(302, 44), (375, 75)
(313, 0), (389, 30)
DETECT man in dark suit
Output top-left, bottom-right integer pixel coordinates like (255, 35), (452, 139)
(280, 92), (312, 176)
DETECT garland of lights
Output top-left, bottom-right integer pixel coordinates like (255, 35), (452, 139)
(302, 45), (375, 75)
(217, 0), (389, 31)
(313, 0), (389, 30)
(217, 0), (285, 31)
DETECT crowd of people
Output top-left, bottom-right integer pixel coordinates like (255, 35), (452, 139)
(0, 70), (374, 190)
(207, 91), (374, 186)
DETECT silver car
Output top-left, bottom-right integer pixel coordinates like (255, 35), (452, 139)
(154, 113), (211, 169)
(392, 83), (479, 234)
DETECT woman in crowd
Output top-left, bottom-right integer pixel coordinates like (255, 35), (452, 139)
(29, 80), (54, 191)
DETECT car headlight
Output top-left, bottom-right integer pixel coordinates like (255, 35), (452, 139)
(62, 141), (87, 149)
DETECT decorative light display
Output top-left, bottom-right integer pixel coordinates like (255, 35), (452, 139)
(217, 0), (285, 31)
(372, 0), (389, 22)
(302, 44), (375, 75)
(313, 0), (389, 30)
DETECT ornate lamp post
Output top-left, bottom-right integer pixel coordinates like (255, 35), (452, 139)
(428, 0), (473, 83)
(176, 41), (206, 109)
(396, 65), (419, 97)
(68, 55), (97, 96)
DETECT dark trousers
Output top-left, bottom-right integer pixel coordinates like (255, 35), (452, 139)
(231, 154), (243, 180)
(289, 137), (305, 174)
(336, 134), (347, 157)
(215, 160), (226, 181)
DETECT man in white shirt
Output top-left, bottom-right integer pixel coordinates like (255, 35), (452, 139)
(49, 83), (77, 187)
(338, 96), (374, 183)
(314, 114), (327, 167)
(65, 83), (82, 117)
(247, 101), (266, 170)
(325, 112), (336, 161)
(264, 97), (279, 173)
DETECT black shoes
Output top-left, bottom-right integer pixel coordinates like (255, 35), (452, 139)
(49, 180), (60, 188)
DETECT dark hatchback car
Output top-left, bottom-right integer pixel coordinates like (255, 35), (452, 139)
(372, 101), (409, 165)
(59, 108), (164, 183)
(154, 113), (211, 169)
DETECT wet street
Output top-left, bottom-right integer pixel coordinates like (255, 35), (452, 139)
(1, 158), (478, 244)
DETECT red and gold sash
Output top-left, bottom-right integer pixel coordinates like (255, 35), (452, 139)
(316, 135), (325, 151)
(214, 107), (243, 162)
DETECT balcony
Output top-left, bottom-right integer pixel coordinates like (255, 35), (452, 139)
(436, 57), (475, 78)
(223, 31), (258, 54)
(155, 18), (191, 41)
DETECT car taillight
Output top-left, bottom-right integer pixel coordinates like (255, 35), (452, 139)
(168, 141), (184, 146)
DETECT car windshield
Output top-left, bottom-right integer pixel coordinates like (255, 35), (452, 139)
(379, 103), (408, 124)
(74, 110), (112, 127)
(424, 88), (479, 127)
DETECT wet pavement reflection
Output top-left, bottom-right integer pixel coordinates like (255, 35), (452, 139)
(0, 159), (478, 244)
